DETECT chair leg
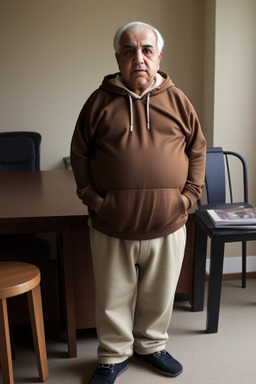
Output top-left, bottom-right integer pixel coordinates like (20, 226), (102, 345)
(207, 238), (225, 333)
(0, 298), (14, 384)
(27, 284), (48, 382)
(242, 241), (246, 288)
(192, 224), (208, 311)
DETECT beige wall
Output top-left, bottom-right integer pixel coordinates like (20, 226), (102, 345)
(202, 0), (216, 146)
(0, 0), (204, 169)
(213, 0), (256, 258)
(214, 0), (256, 204)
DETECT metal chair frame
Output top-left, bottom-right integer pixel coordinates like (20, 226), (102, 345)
(198, 147), (248, 288)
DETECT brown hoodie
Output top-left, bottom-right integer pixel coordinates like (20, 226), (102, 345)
(71, 71), (206, 240)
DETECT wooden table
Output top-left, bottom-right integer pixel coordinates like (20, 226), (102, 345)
(0, 170), (88, 358)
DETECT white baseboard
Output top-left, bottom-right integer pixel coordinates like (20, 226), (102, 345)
(206, 255), (256, 274)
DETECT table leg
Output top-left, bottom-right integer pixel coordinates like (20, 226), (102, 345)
(242, 241), (246, 288)
(207, 237), (225, 333)
(192, 223), (208, 311)
(61, 221), (77, 358)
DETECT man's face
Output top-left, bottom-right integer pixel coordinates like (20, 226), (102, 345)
(115, 27), (162, 95)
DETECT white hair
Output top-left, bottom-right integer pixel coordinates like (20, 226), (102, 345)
(113, 21), (164, 54)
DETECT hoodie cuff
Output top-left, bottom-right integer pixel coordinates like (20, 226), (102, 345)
(182, 189), (197, 209)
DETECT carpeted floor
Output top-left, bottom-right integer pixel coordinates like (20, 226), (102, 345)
(3, 278), (256, 384)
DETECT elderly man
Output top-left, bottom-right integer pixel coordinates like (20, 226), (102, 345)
(71, 21), (206, 384)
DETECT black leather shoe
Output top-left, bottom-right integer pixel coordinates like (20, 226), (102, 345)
(88, 360), (128, 384)
(133, 349), (183, 377)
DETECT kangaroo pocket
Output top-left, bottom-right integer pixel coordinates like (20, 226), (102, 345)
(97, 188), (185, 232)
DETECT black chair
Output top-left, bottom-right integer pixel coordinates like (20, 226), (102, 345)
(0, 131), (41, 171)
(193, 147), (256, 333)
(198, 147), (248, 288)
(0, 131), (50, 260)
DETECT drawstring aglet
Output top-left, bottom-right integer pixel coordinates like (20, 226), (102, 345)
(130, 124), (133, 132)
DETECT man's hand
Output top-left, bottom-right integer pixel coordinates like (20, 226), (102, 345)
(92, 197), (104, 214)
(181, 194), (190, 211)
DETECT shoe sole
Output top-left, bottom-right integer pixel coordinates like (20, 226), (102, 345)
(117, 363), (128, 377)
(133, 355), (183, 377)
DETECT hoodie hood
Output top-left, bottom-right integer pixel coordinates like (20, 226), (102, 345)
(99, 71), (175, 131)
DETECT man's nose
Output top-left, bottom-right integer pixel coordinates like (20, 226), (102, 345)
(134, 49), (144, 64)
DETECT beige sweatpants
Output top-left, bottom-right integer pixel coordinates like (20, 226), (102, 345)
(89, 224), (186, 364)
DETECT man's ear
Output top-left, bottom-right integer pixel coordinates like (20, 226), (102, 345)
(115, 53), (120, 70)
(157, 52), (163, 71)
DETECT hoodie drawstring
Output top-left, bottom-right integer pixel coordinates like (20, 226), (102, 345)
(146, 93), (150, 130)
(128, 94), (133, 132)
(128, 93), (151, 132)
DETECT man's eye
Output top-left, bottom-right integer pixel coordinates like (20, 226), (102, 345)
(125, 50), (133, 55)
(143, 48), (152, 54)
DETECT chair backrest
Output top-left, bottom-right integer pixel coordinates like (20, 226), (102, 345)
(199, 147), (248, 205)
(0, 131), (41, 171)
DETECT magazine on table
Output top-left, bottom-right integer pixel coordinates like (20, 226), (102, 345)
(207, 206), (256, 228)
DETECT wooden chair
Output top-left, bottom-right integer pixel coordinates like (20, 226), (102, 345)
(0, 261), (48, 384)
